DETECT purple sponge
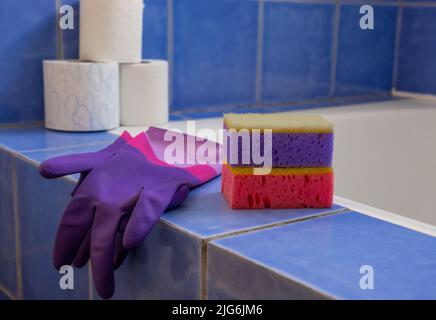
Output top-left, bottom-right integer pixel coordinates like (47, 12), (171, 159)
(224, 113), (334, 167)
(226, 132), (333, 167)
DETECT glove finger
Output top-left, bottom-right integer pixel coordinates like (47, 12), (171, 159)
(113, 233), (128, 270)
(72, 229), (91, 268)
(39, 153), (104, 179)
(73, 223), (128, 269)
(53, 193), (94, 270)
(90, 206), (122, 300)
(123, 186), (178, 250)
(167, 185), (190, 210)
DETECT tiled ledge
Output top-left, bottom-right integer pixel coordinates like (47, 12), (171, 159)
(208, 211), (436, 299)
(0, 126), (435, 300)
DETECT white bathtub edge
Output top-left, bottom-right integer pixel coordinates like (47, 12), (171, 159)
(334, 195), (436, 238)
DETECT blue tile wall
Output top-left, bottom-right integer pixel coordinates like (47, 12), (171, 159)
(335, 4), (397, 96)
(0, 0), (57, 124)
(208, 211), (436, 299)
(261, 2), (334, 103)
(4, 0), (436, 123)
(61, 0), (80, 59)
(172, 0), (258, 111)
(112, 222), (202, 299)
(0, 127), (115, 152)
(142, 0), (168, 59)
(396, 6), (436, 94)
(14, 156), (89, 299)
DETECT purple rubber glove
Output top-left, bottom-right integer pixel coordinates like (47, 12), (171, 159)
(52, 127), (221, 299)
(39, 131), (133, 180)
(39, 131), (133, 267)
(39, 130), (189, 269)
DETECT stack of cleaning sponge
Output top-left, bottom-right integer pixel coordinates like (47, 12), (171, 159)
(222, 113), (334, 209)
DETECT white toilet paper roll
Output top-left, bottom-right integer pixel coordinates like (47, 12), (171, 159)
(120, 60), (169, 126)
(43, 60), (120, 132)
(80, 0), (144, 63)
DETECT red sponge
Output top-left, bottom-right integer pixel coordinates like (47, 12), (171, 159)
(222, 164), (333, 209)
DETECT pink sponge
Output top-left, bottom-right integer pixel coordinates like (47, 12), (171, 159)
(222, 164), (333, 209)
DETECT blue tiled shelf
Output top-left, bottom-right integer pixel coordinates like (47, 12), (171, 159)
(1, 127), (435, 300)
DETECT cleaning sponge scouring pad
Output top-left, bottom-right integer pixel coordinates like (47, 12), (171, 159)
(224, 113), (333, 167)
(221, 164), (333, 209)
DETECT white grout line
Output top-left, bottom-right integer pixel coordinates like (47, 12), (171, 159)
(255, 0), (265, 105)
(334, 196), (436, 237)
(330, 0), (340, 98)
(167, 0), (174, 111)
(392, 0), (403, 91)
(11, 157), (23, 299)
(206, 208), (348, 242)
(55, 0), (63, 60)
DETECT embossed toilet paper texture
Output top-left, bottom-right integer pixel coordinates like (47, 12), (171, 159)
(43, 60), (120, 131)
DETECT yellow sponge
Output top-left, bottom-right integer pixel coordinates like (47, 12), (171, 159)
(223, 113), (333, 133)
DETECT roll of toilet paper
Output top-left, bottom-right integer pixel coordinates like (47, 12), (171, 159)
(80, 0), (144, 63)
(120, 60), (169, 126)
(43, 60), (120, 132)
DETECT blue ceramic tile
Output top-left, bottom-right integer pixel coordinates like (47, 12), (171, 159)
(60, 0), (80, 59)
(169, 113), (188, 121)
(0, 127), (116, 152)
(162, 177), (345, 238)
(15, 156), (89, 299)
(260, 101), (338, 113)
(208, 240), (330, 299)
(262, 95), (398, 113)
(262, 2), (334, 103)
(142, 0), (167, 59)
(209, 211), (436, 299)
(0, 0), (57, 123)
(174, 110), (224, 120)
(178, 105), (267, 120)
(172, 0), (258, 110)
(396, 7), (436, 95)
(0, 151), (17, 296)
(20, 142), (115, 165)
(335, 5), (397, 96)
(112, 222), (201, 299)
